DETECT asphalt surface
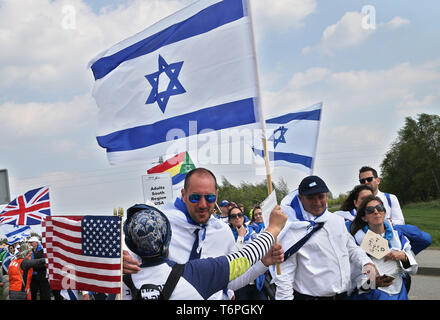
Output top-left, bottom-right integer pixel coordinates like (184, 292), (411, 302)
(408, 249), (440, 300)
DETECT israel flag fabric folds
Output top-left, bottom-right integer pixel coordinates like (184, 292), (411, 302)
(5, 225), (31, 244)
(253, 102), (323, 174)
(89, 0), (261, 165)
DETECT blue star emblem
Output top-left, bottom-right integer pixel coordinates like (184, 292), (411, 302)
(269, 126), (288, 149)
(145, 55), (186, 113)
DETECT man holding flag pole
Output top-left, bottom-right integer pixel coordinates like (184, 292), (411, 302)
(88, 0), (286, 298)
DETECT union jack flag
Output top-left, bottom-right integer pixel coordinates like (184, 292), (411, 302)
(0, 186), (51, 225)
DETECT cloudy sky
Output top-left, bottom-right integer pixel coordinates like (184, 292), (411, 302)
(1, 0), (439, 235)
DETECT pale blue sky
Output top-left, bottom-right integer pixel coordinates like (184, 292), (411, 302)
(0, 0), (439, 236)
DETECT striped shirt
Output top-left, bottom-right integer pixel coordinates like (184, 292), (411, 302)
(123, 231), (274, 300)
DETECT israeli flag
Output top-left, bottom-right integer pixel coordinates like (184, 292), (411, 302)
(253, 102), (323, 174)
(5, 225), (31, 244)
(89, 0), (261, 165)
(2, 251), (15, 273)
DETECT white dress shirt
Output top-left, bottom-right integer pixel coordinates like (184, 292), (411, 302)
(275, 190), (372, 299)
(377, 191), (405, 225)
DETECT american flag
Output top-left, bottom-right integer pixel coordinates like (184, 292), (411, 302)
(42, 215), (122, 294)
(0, 186), (50, 225)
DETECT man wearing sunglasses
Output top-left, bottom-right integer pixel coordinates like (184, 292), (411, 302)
(359, 166), (431, 257)
(359, 166), (405, 225)
(123, 167), (285, 300)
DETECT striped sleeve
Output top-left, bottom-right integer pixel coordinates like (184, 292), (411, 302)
(225, 231), (274, 281)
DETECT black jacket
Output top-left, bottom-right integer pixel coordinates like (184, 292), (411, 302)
(31, 247), (47, 281)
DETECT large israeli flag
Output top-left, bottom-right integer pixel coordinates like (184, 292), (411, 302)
(89, 0), (261, 165)
(253, 102), (323, 174)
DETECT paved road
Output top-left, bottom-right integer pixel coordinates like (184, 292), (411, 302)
(408, 249), (440, 300)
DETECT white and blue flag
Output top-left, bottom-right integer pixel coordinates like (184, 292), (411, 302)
(89, 0), (261, 165)
(5, 225), (31, 244)
(253, 102), (323, 174)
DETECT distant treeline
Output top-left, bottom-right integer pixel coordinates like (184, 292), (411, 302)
(380, 113), (440, 204)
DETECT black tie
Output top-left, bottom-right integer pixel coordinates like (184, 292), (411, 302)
(189, 229), (201, 260)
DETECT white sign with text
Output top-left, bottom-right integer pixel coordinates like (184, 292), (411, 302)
(142, 173), (173, 206)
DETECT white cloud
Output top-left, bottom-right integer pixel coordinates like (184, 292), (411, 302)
(303, 11), (411, 55)
(0, 0), (185, 97)
(251, 0), (316, 39)
(384, 16), (410, 30)
(0, 94), (97, 143)
(302, 11), (374, 55)
(260, 60), (440, 153)
(287, 67), (331, 89)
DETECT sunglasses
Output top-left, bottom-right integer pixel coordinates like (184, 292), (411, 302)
(365, 204), (386, 214)
(230, 213), (244, 219)
(188, 193), (217, 203)
(359, 176), (374, 184)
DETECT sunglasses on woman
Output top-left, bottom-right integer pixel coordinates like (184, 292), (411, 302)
(229, 213), (244, 219)
(365, 204), (385, 214)
(188, 193), (217, 203)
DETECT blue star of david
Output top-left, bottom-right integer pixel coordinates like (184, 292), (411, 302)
(269, 126), (288, 149)
(145, 55), (186, 113)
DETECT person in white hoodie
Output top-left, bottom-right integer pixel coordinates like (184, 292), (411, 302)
(122, 203), (287, 300)
(123, 167), (284, 300)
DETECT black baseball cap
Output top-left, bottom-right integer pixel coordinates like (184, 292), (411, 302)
(298, 175), (329, 196)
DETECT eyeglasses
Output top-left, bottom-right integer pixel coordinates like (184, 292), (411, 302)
(359, 176), (374, 184)
(229, 213), (244, 219)
(188, 193), (217, 203)
(365, 204), (385, 214)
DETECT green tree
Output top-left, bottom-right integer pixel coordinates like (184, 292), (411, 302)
(217, 177), (289, 217)
(380, 113), (440, 203)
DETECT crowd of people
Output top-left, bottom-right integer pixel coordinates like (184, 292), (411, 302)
(0, 238), (122, 300)
(0, 165), (432, 300)
(0, 236), (52, 300)
(122, 166), (431, 300)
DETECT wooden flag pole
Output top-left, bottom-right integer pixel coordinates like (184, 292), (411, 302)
(246, 0), (281, 275)
(214, 202), (222, 216)
(262, 137), (282, 275)
(114, 207), (124, 300)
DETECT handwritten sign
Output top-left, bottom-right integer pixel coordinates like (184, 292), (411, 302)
(360, 230), (390, 260)
(260, 190), (277, 229)
(142, 173), (172, 206)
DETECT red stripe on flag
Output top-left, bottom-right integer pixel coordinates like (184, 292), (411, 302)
(52, 262), (121, 282)
(53, 250), (120, 270)
(52, 229), (82, 244)
(51, 217), (82, 231)
(32, 187), (49, 204)
(41, 215), (122, 294)
(147, 151), (186, 173)
(51, 240), (82, 255)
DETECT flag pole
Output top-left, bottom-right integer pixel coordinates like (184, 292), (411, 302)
(215, 202), (222, 215)
(246, 0), (280, 274)
(114, 207), (124, 300)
